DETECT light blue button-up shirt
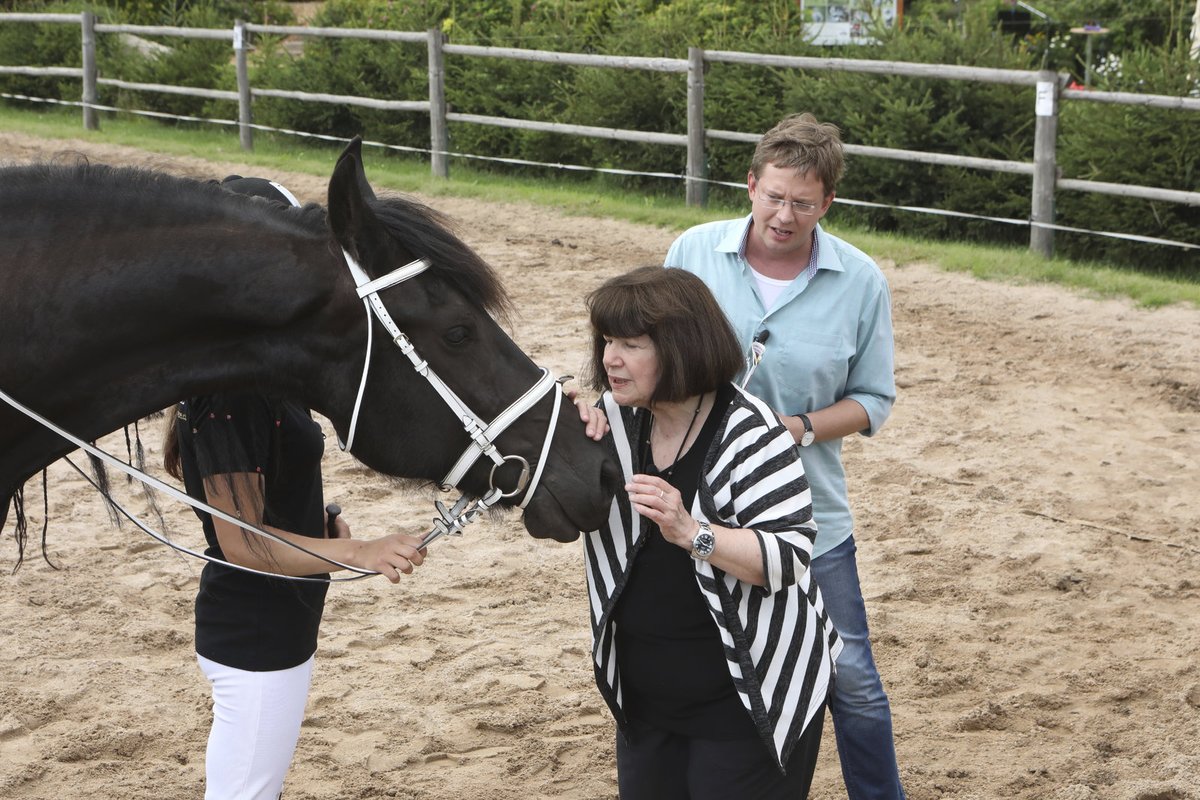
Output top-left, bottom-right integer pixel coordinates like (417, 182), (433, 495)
(665, 215), (895, 557)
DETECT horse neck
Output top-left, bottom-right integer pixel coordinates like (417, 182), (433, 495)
(0, 224), (362, 495)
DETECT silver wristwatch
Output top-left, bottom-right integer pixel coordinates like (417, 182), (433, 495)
(690, 520), (716, 561)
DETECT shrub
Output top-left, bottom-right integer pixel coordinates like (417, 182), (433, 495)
(251, 0), (446, 151)
(0, 2), (125, 108)
(1055, 43), (1200, 273)
(108, 4), (237, 122)
(758, 5), (1039, 246)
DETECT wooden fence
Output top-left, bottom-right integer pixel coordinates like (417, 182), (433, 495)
(2, 10), (1199, 258)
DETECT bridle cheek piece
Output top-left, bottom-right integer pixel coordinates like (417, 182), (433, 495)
(339, 248), (566, 543)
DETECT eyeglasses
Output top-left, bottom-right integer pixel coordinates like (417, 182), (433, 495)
(754, 191), (820, 216)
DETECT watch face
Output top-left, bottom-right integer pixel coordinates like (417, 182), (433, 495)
(797, 414), (814, 447)
(692, 528), (716, 559)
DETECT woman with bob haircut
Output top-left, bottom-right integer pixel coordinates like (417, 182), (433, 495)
(578, 266), (841, 799)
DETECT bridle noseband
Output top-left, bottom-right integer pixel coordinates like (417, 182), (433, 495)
(339, 248), (566, 530)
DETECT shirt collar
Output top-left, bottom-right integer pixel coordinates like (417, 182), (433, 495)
(722, 214), (839, 278)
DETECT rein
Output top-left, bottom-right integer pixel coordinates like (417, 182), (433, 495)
(0, 386), (373, 582)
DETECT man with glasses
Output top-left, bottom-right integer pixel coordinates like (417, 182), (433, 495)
(665, 113), (903, 800)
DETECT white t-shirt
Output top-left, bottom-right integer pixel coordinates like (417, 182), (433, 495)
(748, 265), (793, 311)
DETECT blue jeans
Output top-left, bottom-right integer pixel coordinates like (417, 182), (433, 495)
(811, 536), (905, 800)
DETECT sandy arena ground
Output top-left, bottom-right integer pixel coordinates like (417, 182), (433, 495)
(1, 132), (1198, 799)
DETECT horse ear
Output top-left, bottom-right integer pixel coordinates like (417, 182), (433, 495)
(328, 136), (385, 259)
(335, 136), (376, 201)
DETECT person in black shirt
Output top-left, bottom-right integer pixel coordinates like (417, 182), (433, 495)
(576, 266), (841, 800)
(162, 176), (427, 800)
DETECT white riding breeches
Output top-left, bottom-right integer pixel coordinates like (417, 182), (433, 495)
(197, 653), (315, 800)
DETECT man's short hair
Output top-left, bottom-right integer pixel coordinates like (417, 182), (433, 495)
(750, 113), (845, 196)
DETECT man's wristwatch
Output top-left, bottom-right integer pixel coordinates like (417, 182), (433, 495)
(690, 520), (716, 561)
(797, 413), (816, 447)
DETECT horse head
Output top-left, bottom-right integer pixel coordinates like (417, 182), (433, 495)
(319, 138), (620, 542)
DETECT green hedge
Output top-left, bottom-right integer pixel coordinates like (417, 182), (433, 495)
(0, 2), (123, 105)
(1054, 43), (1200, 271)
(1, 0), (1196, 273)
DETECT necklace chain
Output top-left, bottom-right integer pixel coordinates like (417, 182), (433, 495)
(643, 393), (704, 479)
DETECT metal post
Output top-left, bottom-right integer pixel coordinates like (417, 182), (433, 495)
(686, 47), (707, 207)
(427, 28), (449, 179)
(234, 21), (253, 151)
(81, 10), (98, 131)
(1030, 69), (1060, 258)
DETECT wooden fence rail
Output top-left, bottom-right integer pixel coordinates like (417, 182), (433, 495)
(2, 11), (1198, 259)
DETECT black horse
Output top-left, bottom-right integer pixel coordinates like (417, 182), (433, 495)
(0, 138), (619, 554)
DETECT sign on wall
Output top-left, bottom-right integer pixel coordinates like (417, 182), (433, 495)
(800, 0), (903, 45)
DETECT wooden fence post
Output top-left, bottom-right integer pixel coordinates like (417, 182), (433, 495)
(81, 10), (98, 131)
(1030, 69), (1060, 258)
(234, 21), (253, 151)
(686, 47), (707, 207)
(428, 28), (449, 179)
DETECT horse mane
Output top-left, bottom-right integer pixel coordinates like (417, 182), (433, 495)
(367, 193), (513, 323)
(6, 160), (329, 233)
(8, 420), (165, 574)
(8, 160), (511, 316)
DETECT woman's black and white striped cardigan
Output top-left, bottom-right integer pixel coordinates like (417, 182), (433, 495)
(583, 384), (842, 772)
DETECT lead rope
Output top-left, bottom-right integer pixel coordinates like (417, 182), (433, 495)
(0, 385), (372, 581)
(0, 383), (514, 581)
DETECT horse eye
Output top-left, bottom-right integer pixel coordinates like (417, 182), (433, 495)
(444, 325), (470, 345)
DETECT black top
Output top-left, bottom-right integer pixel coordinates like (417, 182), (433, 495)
(613, 382), (756, 740)
(177, 393), (329, 671)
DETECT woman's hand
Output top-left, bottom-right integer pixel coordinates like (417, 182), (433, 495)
(626, 474), (767, 584)
(567, 387), (609, 441)
(626, 474), (698, 549)
(351, 533), (428, 584)
(326, 507), (426, 584)
(208, 476), (430, 581)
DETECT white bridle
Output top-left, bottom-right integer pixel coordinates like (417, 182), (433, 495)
(338, 248), (566, 538)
